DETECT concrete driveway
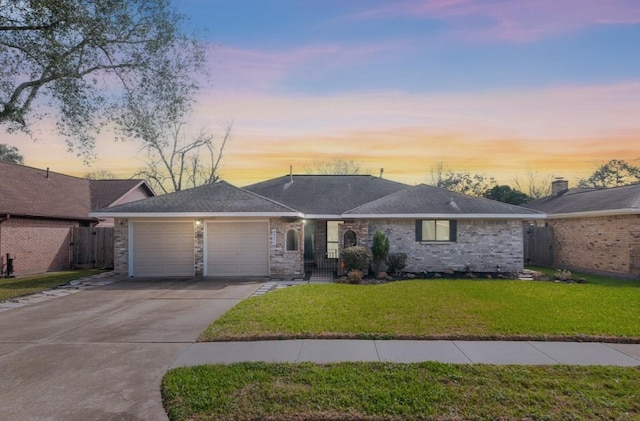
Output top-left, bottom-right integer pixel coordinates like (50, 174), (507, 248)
(0, 276), (262, 420)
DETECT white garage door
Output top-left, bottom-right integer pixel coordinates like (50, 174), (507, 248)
(131, 221), (194, 277)
(206, 221), (269, 276)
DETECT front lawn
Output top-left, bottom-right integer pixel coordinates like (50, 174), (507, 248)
(200, 280), (640, 342)
(0, 269), (105, 301)
(163, 362), (640, 420)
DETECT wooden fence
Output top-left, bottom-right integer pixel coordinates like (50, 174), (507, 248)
(523, 226), (553, 266)
(72, 227), (115, 269)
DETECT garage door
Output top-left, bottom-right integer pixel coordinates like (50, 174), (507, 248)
(206, 221), (269, 276)
(131, 221), (194, 276)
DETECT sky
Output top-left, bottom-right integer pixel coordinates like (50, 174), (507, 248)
(4, 0), (640, 188)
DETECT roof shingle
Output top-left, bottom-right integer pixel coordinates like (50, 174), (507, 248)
(93, 181), (300, 214)
(0, 161), (92, 220)
(524, 184), (640, 214)
(345, 184), (542, 216)
(244, 175), (409, 215)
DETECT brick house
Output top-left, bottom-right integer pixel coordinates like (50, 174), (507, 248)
(525, 179), (640, 279)
(90, 175), (543, 279)
(0, 162), (154, 275)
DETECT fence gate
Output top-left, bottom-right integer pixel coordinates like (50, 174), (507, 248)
(523, 225), (553, 266)
(72, 227), (115, 269)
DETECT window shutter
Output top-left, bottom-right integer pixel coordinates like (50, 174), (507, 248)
(450, 220), (457, 242)
(415, 220), (422, 242)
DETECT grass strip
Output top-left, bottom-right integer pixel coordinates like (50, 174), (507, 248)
(200, 280), (640, 342)
(163, 362), (640, 420)
(0, 269), (105, 301)
(526, 265), (640, 287)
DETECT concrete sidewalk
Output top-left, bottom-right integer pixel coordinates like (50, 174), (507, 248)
(172, 339), (640, 368)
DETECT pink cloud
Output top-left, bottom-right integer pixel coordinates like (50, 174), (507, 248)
(203, 40), (408, 93)
(354, 0), (640, 41)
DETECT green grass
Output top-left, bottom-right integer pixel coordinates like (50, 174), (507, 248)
(162, 362), (640, 420)
(527, 265), (640, 287)
(200, 280), (640, 342)
(0, 269), (105, 301)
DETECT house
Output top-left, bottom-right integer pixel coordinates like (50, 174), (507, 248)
(0, 161), (154, 275)
(525, 179), (640, 279)
(90, 174), (543, 279)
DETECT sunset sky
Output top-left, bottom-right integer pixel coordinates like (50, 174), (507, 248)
(4, 0), (640, 188)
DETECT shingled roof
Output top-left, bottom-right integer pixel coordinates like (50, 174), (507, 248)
(92, 181), (301, 216)
(525, 183), (640, 216)
(244, 175), (409, 215)
(345, 184), (543, 218)
(0, 161), (92, 220)
(89, 179), (154, 210)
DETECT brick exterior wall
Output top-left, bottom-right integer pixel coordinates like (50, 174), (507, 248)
(110, 217), (525, 278)
(194, 221), (204, 277)
(114, 218), (129, 276)
(368, 219), (524, 273)
(269, 218), (304, 278)
(546, 214), (640, 277)
(0, 217), (79, 275)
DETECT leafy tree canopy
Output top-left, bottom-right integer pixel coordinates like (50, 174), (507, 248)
(0, 143), (24, 164)
(483, 185), (530, 205)
(428, 162), (497, 197)
(577, 159), (640, 188)
(0, 0), (204, 162)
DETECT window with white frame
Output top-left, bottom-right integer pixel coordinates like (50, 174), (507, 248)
(326, 221), (341, 258)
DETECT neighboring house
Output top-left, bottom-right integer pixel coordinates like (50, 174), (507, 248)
(90, 179), (156, 227)
(90, 174), (543, 279)
(0, 161), (154, 275)
(525, 179), (640, 279)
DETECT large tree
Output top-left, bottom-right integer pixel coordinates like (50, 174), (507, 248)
(513, 170), (554, 199)
(428, 162), (497, 197)
(577, 159), (640, 188)
(0, 143), (24, 163)
(0, 0), (203, 161)
(132, 122), (232, 194)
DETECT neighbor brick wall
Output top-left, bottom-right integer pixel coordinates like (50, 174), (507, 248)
(113, 218), (129, 276)
(269, 218), (304, 278)
(0, 217), (78, 275)
(368, 219), (524, 273)
(546, 214), (640, 277)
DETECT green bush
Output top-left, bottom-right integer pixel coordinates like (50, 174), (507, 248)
(342, 246), (372, 273)
(371, 230), (390, 272)
(387, 252), (407, 274)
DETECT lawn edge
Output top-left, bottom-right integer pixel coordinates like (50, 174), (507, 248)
(198, 332), (640, 344)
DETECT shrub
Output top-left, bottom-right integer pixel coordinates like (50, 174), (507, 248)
(346, 270), (364, 284)
(371, 230), (390, 272)
(387, 252), (407, 274)
(342, 246), (372, 273)
(554, 269), (572, 281)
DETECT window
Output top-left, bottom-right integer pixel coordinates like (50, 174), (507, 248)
(326, 221), (341, 258)
(416, 220), (457, 242)
(286, 229), (298, 251)
(343, 230), (357, 248)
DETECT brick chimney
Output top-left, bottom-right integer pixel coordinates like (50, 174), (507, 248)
(551, 178), (569, 196)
